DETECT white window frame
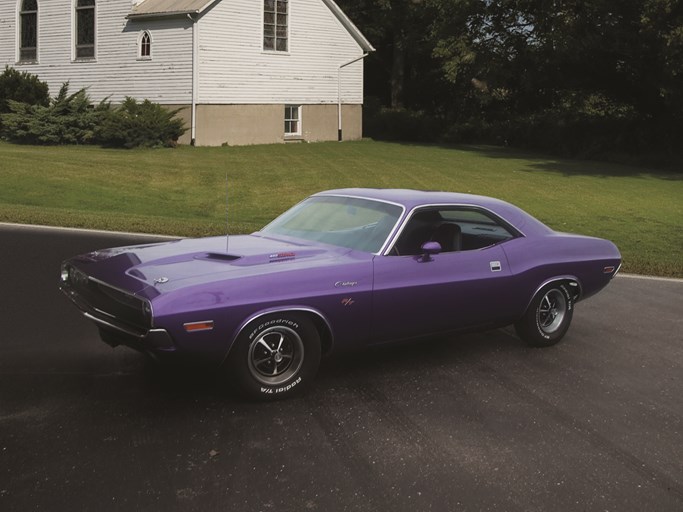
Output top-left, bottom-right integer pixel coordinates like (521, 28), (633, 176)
(263, 0), (289, 53)
(73, 0), (96, 61)
(138, 30), (152, 60)
(285, 105), (301, 136)
(18, 0), (38, 63)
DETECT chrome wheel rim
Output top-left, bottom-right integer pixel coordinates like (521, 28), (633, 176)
(537, 289), (567, 334)
(247, 326), (304, 386)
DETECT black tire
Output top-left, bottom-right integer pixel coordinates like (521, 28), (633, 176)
(515, 283), (574, 347)
(229, 313), (321, 400)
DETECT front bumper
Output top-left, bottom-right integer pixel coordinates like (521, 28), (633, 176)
(61, 284), (176, 354)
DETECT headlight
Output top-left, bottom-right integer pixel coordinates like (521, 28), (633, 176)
(60, 264), (70, 284)
(142, 301), (154, 326)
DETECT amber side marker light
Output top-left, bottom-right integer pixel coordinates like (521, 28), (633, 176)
(184, 321), (215, 332)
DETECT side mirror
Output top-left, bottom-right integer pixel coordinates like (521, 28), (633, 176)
(419, 241), (441, 262)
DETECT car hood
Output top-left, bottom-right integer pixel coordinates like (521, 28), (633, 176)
(72, 233), (357, 297)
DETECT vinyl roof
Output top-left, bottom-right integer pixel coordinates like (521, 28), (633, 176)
(315, 188), (553, 236)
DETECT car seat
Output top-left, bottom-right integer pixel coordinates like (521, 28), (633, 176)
(430, 223), (462, 252)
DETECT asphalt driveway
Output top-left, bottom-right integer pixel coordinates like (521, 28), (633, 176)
(1, 223), (682, 511)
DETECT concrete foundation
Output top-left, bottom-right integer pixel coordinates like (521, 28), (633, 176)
(167, 104), (363, 146)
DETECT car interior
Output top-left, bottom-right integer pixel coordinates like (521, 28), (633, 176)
(389, 208), (516, 256)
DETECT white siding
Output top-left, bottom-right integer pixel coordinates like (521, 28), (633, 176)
(0, 0), (368, 107)
(0, 0), (193, 104)
(0, 4), (16, 64)
(197, 0), (365, 104)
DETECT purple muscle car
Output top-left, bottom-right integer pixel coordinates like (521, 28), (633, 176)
(60, 189), (621, 399)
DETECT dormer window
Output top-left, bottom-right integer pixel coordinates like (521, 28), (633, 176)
(19, 0), (38, 62)
(140, 31), (151, 59)
(75, 0), (96, 59)
(264, 0), (288, 52)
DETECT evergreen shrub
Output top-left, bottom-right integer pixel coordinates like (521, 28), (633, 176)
(97, 98), (186, 148)
(0, 66), (49, 113)
(1, 79), (186, 148)
(1, 83), (108, 144)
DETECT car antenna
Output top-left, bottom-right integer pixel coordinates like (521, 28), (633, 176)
(225, 171), (230, 254)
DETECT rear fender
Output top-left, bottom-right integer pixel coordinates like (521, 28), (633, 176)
(523, 276), (582, 314)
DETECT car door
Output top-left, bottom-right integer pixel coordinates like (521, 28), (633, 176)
(370, 206), (521, 343)
(371, 246), (514, 342)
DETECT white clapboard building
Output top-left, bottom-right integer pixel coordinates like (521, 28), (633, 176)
(0, 0), (373, 145)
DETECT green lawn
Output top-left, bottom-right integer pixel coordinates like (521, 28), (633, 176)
(0, 140), (681, 277)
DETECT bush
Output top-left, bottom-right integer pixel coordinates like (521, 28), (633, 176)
(0, 66), (49, 113)
(97, 97), (186, 148)
(439, 91), (681, 160)
(1, 83), (185, 148)
(364, 108), (443, 143)
(1, 83), (108, 144)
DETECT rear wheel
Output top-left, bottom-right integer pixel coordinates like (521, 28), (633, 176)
(515, 283), (573, 347)
(229, 313), (321, 400)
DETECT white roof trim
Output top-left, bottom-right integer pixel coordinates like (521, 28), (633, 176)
(127, 0), (219, 19)
(321, 0), (375, 52)
(127, 0), (375, 52)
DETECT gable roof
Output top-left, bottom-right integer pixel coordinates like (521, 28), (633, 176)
(128, 0), (219, 18)
(128, 0), (374, 52)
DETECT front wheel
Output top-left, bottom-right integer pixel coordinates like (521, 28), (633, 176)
(229, 313), (321, 400)
(515, 283), (574, 347)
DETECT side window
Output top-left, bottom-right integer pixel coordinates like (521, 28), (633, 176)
(391, 207), (517, 256)
(19, 0), (38, 62)
(139, 31), (151, 59)
(75, 0), (96, 59)
(264, 0), (288, 52)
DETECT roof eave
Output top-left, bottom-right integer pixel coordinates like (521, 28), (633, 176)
(321, 0), (375, 52)
(127, 0), (375, 52)
(126, 10), (198, 20)
(127, 0), (219, 20)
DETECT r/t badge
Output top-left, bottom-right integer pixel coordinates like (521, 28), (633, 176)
(341, 298), (355, 307)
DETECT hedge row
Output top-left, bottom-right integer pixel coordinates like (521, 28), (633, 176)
(364, 100), (682, 166)
(0, 66), (185, 148)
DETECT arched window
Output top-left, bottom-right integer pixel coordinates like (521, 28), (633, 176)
(140, 31), (151, 59)
(20, 0), (38, 62)
(75, 0), (95, 59)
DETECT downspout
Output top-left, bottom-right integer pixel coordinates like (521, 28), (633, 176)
(337, 53), (368, 142)
(187, 13), (198, 146)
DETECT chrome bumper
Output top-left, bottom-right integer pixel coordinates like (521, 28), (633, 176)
(61, 285), (175, 352)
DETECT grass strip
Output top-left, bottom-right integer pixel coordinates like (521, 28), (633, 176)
(1, 140), (680, 277)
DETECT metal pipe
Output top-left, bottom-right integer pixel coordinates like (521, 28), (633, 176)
(187, 13), (198, 146)
(337, 53), (368, 141)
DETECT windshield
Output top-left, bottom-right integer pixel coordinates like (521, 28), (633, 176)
(261, 195), (403, 253)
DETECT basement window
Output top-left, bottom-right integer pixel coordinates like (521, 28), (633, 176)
(285, 105), (301, 136)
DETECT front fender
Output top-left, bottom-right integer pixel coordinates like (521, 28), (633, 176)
(221, 305), (335, 365)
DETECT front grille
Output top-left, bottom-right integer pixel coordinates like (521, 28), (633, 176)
(69, 272), (150, 331)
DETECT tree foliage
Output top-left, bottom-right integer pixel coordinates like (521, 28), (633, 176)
(339, 0), (683, 159)
(338, 0), (443, 109)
